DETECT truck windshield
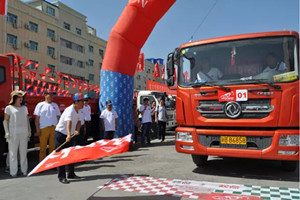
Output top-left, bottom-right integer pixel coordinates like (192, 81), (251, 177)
(178, 36), (298, 87)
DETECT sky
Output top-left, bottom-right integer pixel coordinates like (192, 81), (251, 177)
(27, 0), (300, 63)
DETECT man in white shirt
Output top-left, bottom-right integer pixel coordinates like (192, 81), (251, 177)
(263, 53), (287, 73)
(100, 100), (118, 139)
(34, 89), (61, 162)
(139, 97), (152, 145)
(155, 98), (168, 142)
(54, 93), (83, 184)
(196, 57), (223, 82)
(82, 94), (92, 144)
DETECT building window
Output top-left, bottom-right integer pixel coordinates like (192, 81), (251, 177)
(88, 45), (94, 53)
(29, 21), (38, 32)
(60, 55), (73, 65)
(7, 13), (17, 25)
(47, 46), (55, 56)
(89, 74), (94, 81)
(77, 45), (83, 53)
(47, 64), (55, 73)
(66, 41), (72, 49)
(89, 59), (94, 66)
(99, 62), (102, 69)
(147, 68), (151, 73)
(46, 6), (55, 16)
(47, 29), (55, 39)
(137, 75), (141, 80)
(76, 28), (81, 35)
(99, 49), (104, 58)
(77, 61), (84, 68)
(6, 34), (17, 46)
(29, 60), (38, 70)
(63, 22), (70, 30)
(29, 40), (38, 51)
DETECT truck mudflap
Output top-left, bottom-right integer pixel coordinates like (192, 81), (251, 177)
(175, 127), (300, 161)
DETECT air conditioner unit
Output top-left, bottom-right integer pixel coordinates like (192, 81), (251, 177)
(51, 35), (57, 42)
(24, 23), (29, 29)
(24, 42), (30, 48)
(12, 23), (18, 28)
(85, 61), (90, 66)
(52, 54), (56, 59)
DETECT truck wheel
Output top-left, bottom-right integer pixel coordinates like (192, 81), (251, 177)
(192, 155), (208, 167)
(281, 161), (298, 171)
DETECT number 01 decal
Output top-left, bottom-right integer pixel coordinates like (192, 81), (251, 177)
(236, 89), (248, 101)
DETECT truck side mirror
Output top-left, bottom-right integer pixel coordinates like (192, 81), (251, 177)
(167, 52), (174, 86)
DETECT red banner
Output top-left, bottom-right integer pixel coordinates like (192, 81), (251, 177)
(161, 65), (165, 79)
(147, 80), (176, 95)
(28, 134), (131, 176)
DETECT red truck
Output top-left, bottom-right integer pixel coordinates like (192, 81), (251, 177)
(0, 53), (100, 165)
(166, 31), (299, 171)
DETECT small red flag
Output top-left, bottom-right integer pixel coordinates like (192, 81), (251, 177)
(71, 82), (77, 90)
(136, 53), (144, 72)
(153, 62), (160, 78)
(44, 67), (52, 75)
(161, 65), (165, 79)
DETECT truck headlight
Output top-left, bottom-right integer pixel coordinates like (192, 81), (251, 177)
(176, 132), (193, 142)
(279, 135), (299, 146)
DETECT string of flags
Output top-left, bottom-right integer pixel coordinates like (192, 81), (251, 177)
(11, 56), (100, 97)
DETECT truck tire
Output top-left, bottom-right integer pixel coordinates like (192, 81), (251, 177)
(192, 155), (208, 167)
(281, 161), (298, 171)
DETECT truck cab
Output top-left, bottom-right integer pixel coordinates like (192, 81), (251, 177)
(167, 31), (299, 171)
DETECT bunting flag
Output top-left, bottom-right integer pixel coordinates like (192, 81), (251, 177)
(25, 74), (30, 80)
(65, 81), (70, 88)
(153, 62), (160, 78)
(26, 84), (31, 90)
(71, 82), (77, 90)
(55, 71), (61, 77)
(39, 73), (46, 80)
(78, 84), (83, 92)
(28, 134), (131, 176)
(48, 84), (52, 90)
(48, 76), (55, 82)
(53, 85), (57, 91)
(37, 79), (41, 86)
(23, 60), (33, 68)
(42, 81), (47, 88)
(84, 86), (89, 91)
(30, 71), (37, 77)
(34, 63), (40, 70)
(56, 78), (62, 85)
(161, 64), (165, 79)
(44, 67), (52, 75)
(136, 53), (144, 72)
(30, 76), (35, 85)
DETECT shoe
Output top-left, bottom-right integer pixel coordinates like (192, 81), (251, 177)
(11, 174), (17, 178)
(59, 178), (70, 184)
(5, 168), (9, 173)
(67, 174), (82, 179)
(23, 173), (28, 176)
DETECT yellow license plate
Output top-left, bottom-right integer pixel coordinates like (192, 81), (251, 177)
(220, 136), (247, 145)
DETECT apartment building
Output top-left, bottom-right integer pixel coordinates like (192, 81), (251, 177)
(0, 0), (106, 88)
(0, 0), (166, 94)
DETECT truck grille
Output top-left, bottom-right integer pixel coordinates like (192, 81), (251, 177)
(197, 99), (272, 119)
(198, 135), (272, 150)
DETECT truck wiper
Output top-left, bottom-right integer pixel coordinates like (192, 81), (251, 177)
(189, 81), (230, 91)
(229, 79), (281, 89)
(204, 82), (231, 91)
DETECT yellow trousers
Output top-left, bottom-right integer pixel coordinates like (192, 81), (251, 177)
(39, 126), (56, 162)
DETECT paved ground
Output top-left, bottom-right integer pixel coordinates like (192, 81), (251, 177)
(0, 135), (299, 200)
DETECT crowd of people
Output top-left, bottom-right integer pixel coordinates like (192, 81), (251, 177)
(2, 90), (168, 183)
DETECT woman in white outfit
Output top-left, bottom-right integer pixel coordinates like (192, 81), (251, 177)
(3, 90), (31, 177)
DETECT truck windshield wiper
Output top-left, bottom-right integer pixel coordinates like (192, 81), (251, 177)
(229, 79), (281, 89)
(188, 81), (230, 91)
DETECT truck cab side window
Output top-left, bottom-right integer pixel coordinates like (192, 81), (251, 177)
(0, 66), (6, 85)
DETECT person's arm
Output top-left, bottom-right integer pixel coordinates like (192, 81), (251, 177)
(27, 117), (31, 140)
(75, 120), (81, 135)
(140, 106), (146, 115)
(3, 114), (10, 140)
(101, 119), (105, 131)
(115, 118), (118, 131)
(35, 116), (41, 136)
(66, 120), (72, 142)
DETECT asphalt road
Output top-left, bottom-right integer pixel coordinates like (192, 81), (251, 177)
(0, 133), (299, 200)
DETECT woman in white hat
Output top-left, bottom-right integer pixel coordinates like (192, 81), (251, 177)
(2, 90), (31, 177)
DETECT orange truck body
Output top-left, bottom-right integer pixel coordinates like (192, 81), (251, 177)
(172, 31), (299, 162)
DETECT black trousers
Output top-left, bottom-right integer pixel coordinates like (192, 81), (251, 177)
(54, 131), (75, 179)
(84, 121), (92, 144)
(105, 131), (115, 140)
(158, 121), (167, 141)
